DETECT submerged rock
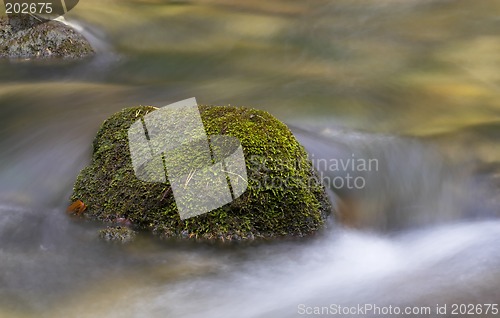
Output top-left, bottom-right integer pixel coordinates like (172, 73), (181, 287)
(99, 226), (136, 243)
(71, 105), (332, 241)
(0, 14), (94, 59)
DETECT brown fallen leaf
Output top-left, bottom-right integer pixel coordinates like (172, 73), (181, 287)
(67, 200), (87, 216)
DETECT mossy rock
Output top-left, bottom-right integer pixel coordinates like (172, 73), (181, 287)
(71, 105), (332, 241)
(0, 14), (94, 59)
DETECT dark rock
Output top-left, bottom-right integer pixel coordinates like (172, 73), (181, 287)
(99, 226), (136, 243)
(0, 14), (94, 59)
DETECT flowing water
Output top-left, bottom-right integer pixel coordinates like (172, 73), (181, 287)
(1, 0), (500, 317)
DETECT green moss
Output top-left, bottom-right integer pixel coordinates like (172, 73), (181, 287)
(71, 105), (332, 241)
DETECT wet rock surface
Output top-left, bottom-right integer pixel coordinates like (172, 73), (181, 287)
(0, 14), (94, 59)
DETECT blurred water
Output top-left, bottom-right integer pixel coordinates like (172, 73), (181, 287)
(105, 223), (500, 318)
(1, 0), (500, 317)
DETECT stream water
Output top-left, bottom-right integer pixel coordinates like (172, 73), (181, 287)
(1, 0), (500, 317)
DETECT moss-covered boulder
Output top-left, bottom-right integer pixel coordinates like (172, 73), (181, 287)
(71, 105), (332, 241)
(0, 14), (94, 59)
